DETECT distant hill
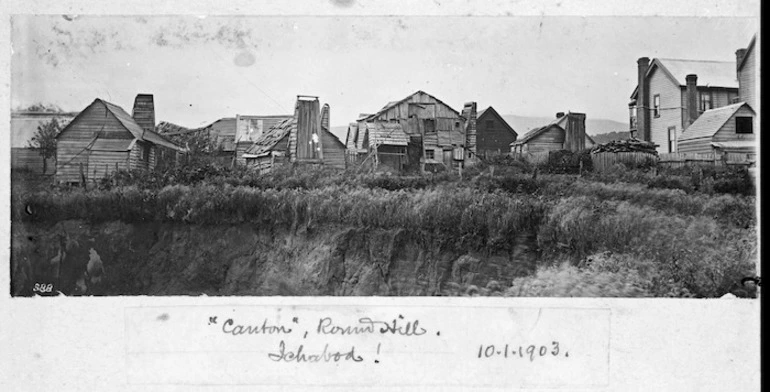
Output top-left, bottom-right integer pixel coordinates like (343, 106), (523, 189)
(328, 115), (628, 144)
(500, 115), (628, 136)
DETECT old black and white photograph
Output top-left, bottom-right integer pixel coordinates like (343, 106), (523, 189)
(9, 7), (759, 299)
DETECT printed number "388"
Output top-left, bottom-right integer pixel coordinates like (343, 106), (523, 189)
(33, 283), (54, 293)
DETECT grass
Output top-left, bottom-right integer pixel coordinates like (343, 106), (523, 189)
(12, 156), (758, 298)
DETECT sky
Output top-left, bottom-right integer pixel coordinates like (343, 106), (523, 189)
(11, 13), (758, 141)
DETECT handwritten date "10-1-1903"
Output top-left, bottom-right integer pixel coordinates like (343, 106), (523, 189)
(477, 342), (569, 361)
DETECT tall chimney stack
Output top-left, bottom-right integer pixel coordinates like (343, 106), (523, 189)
(736, 48), (747, 73)
(132, 94), (155, 133)
(462, 102), (477, 156)
(636, 57), (651, 141)
(685, 74), (699, 127)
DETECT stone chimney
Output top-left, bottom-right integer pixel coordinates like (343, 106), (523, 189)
(556, 112), (565, 118)
(321, 103), (330, 131)
(685, 74), (699, 127)
(132, 94), (155, 133)
(637, 57), (651, 141)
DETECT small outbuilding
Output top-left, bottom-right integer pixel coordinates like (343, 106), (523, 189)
(475, 106), (517, 158)
(677, 102), (755, 155)
(55, 94), (185, 184)
(510, 112), (595, 154)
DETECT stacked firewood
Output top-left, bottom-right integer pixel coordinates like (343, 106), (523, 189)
(590, 139), (658, 155)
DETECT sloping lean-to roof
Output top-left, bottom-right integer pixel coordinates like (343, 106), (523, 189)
(512, 115), (569, 145)
(243, 117), (294, 158)
(679, 102), (753, 141)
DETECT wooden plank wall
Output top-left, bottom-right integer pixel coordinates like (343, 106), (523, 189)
(11, 148), (54, 174)
(296, 99), (320, 160)
(87, 151), (130, 181)
(590, 152), (657, 172)
(476, 111), (516, 156)
(321, 130), (346, 169)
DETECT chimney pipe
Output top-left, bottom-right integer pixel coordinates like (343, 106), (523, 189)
(637, 57), (651, 141)
(685, 74), (699, 127)
(556, 112), (565, 118)
(321, 103), (330, 131)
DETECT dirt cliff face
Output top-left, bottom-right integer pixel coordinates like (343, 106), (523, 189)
(11, 220), (539, 297)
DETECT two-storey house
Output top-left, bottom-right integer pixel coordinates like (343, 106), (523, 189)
(628, 58), (738, 153)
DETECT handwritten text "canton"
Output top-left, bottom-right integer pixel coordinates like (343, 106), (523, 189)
(221, 318), (293, 335)
(317, 315), (427, 336)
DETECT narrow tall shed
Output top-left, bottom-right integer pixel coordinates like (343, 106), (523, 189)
(242, 96), (345, 172)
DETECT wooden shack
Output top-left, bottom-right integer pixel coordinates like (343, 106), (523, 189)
(475, 106), (517, 158)
(55, 95), (185, 184)
(510, 112), (594, 154)
(242, 97), (345, 172)
(350, 91), (471, 172)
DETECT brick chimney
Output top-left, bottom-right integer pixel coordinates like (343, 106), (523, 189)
(636, 57), (651, 141)
(736, 48), (747, 73)
(321, 103), (330, 131)
(132, 94), (155, 133)
(685, 74), (699, 127)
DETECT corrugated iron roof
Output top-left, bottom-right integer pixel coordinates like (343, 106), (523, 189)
(365, 122), (409, 146)
(10, 112), (76, 148)
(654, 58), (738, 88)
(244, 117), (294, 157)
(679, 102), (752, 141)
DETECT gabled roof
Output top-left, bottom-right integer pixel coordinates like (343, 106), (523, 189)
(738, 34), (757, 71)
(59, 98), (184, 151)
(679, 102), (753, 141)
(244, 117), (294, 157)
(477, 106), (517, 137)
(630, 58), (738, 99)
(361, 90), (462, 121)
(512, 115), (569, 145)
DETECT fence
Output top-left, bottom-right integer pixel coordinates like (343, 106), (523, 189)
(658, 152), (755, 169)
(11, 148), (54, 175)
(591, 151), (657, 172)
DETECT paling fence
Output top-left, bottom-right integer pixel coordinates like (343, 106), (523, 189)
(590, 151), (657, 172)
(658, 152), (755, 169)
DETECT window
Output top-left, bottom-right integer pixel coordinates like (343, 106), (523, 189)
(667, 127), (677, 153)
(736, 117), (753, 134)
(653, 95), (660, 117)
(699, 92), (712, 112)
(485, 120), (494, 129)
(143, 144), (151, 162)
(425, 149), (435, 160)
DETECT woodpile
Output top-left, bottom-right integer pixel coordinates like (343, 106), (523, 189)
(590, 139), (658, 155)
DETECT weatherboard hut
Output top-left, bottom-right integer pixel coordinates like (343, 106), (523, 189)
(55, 94), (185, 184)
